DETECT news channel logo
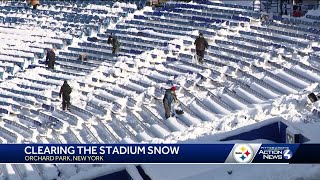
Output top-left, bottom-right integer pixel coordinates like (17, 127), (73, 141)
(283, 149), (293, 160)
(258, 147), (293, 160)
(232, 144), (254, 163)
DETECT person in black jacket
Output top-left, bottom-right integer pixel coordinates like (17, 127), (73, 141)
(46, 48), (55, 70)
(194, 32), (209, 64)
(111, 37), (120, 54)
(107, 33), (113, 44)
(59, 80), (72, 111)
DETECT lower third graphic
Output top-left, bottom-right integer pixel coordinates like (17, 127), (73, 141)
(232, 144), (254, 163)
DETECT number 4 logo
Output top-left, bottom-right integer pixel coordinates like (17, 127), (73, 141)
(283, 149), (293, 160)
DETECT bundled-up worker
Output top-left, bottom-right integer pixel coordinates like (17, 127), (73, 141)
(194, 32), (209, 64)
(163, 86), (178, 119)
(46, 48), (55, 70)
(107, 34), (120, 54)
(59, 80), (72, 111)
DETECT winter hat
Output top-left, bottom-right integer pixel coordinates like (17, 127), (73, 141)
(170, 86), (177, 91)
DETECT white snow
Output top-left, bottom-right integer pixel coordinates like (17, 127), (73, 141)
(305, 9), (320, 16)
(263, 76), (298, 94)
(250, 83), (280, 99)
(234, 87), (265, 104)
(164, 118), (187, 132)
(0, 0), (319, 179)
(210, 0), (253, 7)
(150, 124), (170, 138)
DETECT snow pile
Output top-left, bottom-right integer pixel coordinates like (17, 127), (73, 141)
(305, 9), (320, 17)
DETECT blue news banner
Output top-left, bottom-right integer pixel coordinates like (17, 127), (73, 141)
(0, 144), (319, 163)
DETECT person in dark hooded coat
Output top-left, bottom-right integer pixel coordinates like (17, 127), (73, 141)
(111, 36), (120, 54)
(46, 48), (55, 70)
(59, 80), (72, 111)
(194, 32), (209, 64)
(107, 33), (113, 44)
(163, 86), (178, 119)
(107, 33), (120, 54)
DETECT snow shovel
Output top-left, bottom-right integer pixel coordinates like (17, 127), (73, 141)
(175, 109), (184, 115)
(173, 103), (184, 115)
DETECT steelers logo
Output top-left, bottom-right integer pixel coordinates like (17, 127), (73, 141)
(232, 144), (254, 163)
